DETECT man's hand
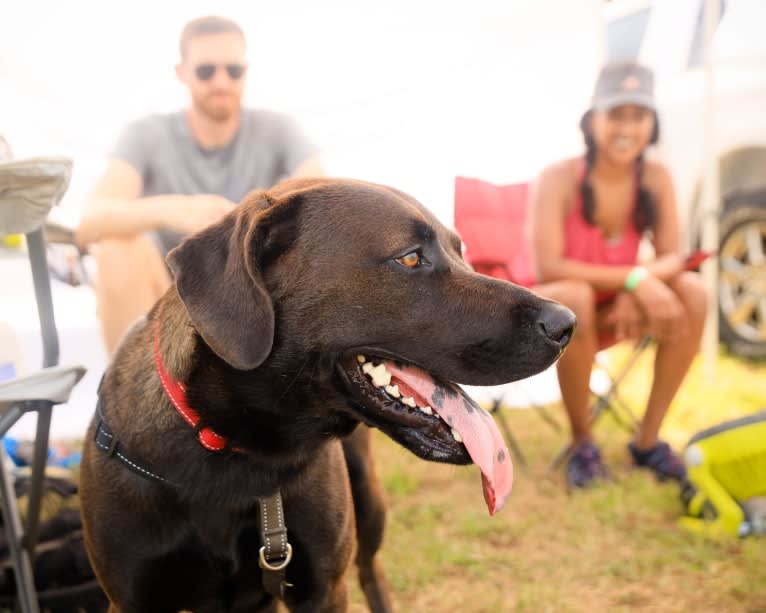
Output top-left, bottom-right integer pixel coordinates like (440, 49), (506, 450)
(163, 195), (237, 234)
(632, 274), (688, 341)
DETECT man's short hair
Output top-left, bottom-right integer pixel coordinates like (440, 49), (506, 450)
(179, 16), (245, 59)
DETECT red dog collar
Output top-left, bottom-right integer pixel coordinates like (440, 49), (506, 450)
(153, 319), (230, 452)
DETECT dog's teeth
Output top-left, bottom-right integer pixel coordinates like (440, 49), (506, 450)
(451, 428), (463, 443)
(419, 405), (433, 415)
(385, 384), (400, 398)
(357, 354), (366, 364)
(401, 396), (416, 408)
(364, 363), (391, 387)
(372, 367), (392, 387)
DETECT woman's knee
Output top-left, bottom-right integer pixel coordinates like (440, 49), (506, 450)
(670, 271), (708, 326)
(541, 280), (598, 329)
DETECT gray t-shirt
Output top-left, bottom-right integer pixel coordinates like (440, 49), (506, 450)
(111, 109), (318, 255)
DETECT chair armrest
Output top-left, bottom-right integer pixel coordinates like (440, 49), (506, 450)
(0, 157), (72, 235)
(0, 366), (86, 413)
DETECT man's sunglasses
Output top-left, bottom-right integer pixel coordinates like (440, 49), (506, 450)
(194, 63), (247, 81)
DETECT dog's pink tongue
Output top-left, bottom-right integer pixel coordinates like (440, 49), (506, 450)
(386, 362), (513, 515)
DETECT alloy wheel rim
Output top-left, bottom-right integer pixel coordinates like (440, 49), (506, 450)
(719, 219), (766, 343)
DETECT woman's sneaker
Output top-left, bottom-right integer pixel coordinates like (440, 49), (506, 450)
(566, 442), (609, 488)
(628, 440), (687, 482)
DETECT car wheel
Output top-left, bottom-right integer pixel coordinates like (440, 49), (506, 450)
(718, 202), (766, 359)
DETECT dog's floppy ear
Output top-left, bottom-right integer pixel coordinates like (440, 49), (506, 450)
(166, 191), (300, 370)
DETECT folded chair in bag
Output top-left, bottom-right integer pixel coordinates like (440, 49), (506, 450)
(0, 156), (97, 612)
(453, 176), (645, 467)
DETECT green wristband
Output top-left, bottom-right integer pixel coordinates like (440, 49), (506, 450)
(624, 266), (649, 292)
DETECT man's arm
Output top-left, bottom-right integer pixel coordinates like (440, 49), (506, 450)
(76, 158), (235, 248)
(77, 158), (155, 246)
(276, 112), (324, 181)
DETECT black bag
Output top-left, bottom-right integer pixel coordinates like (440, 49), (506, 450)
(0, 470), (107, 612)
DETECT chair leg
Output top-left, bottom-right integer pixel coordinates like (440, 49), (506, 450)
(24, 402), (53, 560)
(489, 397), (528, 468)
(551, 388), (625, 469)
(595, 388), (640, 432)
(551, 387), (637, 470)
(0, 446), (40, 613)
(489, 383), (563, 468)
(550, 442), (572, 470)
(26, 229), (60, 368)
(590, 337), (651, 430)
(533, 403), (562, 433)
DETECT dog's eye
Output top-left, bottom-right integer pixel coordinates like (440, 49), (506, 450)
(396, 252), (421, 269)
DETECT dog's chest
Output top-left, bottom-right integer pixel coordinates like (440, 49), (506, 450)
(186, 503), (260, 572)
(191, 500), (254, 541)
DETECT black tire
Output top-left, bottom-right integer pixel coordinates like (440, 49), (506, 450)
(718, 200), (766, 359)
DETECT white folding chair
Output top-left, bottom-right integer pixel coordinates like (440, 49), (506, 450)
(0, 156), (86, 613)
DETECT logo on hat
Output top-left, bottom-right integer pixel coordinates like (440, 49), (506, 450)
(621, 75), (641, 91)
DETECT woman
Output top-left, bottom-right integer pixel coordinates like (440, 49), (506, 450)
(527, 61), (707, 488)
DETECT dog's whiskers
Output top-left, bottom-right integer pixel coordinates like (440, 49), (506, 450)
(273, 356), (312, 405)
(306, 356), (321, 390)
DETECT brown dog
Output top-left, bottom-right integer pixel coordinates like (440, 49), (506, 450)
(79, 178), (574, 612)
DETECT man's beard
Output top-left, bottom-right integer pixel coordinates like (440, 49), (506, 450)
(193, 92), (239, 122)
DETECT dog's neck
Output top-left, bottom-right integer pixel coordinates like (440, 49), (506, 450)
(153, 290), (358, 462)
(155, 290), (198, 383)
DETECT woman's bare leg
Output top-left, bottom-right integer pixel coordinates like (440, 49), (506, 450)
(532, 280), (599, 444)
(634, 271), (707, 449)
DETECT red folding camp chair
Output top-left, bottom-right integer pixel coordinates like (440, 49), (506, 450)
(454, 176), (645, 468)
(453, 179), (532, 284)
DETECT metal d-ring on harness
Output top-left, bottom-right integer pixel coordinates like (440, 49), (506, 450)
(257, 493), (294, 598)
(93, 374), (293, 599)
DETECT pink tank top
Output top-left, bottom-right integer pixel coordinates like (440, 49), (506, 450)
(514, 159), (642, 304)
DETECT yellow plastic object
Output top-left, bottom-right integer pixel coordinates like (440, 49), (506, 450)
(680, 410), (766, 537)
(2, 233), (23, 248)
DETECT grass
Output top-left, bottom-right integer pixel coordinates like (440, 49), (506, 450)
(347, 346), (766, 612)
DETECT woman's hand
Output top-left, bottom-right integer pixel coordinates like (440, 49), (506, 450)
(602, 292), (646, 341)
(632, 274), (688, 341)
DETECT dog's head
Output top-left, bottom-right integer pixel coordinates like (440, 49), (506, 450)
(167, 178), (575, 513)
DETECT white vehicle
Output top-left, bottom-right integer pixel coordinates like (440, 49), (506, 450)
(605, 0), (766, 357)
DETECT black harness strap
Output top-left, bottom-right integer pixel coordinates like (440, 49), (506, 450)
(257, 493), (293, 598)
(93, 388), (292, 599)
(93, 395), (169, 485)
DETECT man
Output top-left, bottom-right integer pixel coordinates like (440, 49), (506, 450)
(76, 16), (322, 355)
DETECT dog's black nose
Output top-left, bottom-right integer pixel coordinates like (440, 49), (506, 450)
(537, 302), (576, 349)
